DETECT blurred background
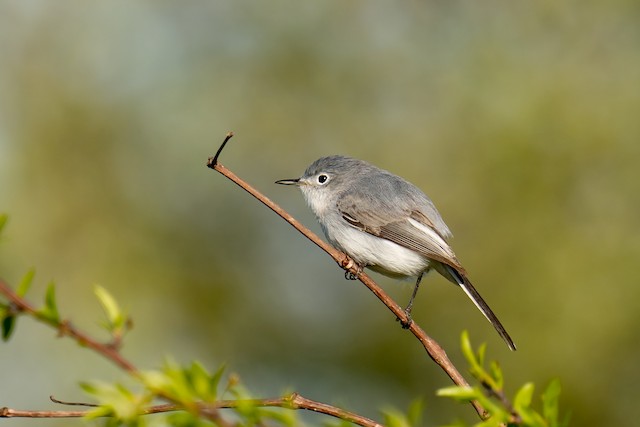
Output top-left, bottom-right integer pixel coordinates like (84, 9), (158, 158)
(1, 1), (639, 426)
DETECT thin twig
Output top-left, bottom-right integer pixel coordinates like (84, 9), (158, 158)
(206, 133), (487, 419)
(49, 396), (98, 407)
(1, 393), (382, 427)
(0, 279), (137, 374)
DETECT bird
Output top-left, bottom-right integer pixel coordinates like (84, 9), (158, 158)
(276, 155), (516, 351)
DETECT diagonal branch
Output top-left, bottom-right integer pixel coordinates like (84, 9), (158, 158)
(0, 279), (137, 374)
(207, 132), (487, 419)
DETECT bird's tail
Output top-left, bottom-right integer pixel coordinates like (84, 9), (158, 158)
(443, 264), (517, 351)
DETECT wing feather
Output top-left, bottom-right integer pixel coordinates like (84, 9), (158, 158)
(338, 192), (465, 273)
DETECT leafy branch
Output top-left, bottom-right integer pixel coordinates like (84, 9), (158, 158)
(0, 275), (137, 374)
(438, 332), (569, 427)
(0, 272), (383, 426)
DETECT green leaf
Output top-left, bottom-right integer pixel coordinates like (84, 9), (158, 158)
(189, 361), (214, 400)
(460, 330), (476, 365)
(79, 381), (99, 395)
(83, 405), (114, 420)
(94, 285), (124, 330)
(542, 379), (561, 426)
(513, 382), (548, 426)
(210, 363), (226, 397)
(460, 331), (487, 380)
(406, 397), (423, 427)
(437, 385), (479, 401)
(513, 382), (534, 410)
(476, 342), (487, 367)
(382, 407), (411, 427)
(489, 361), (503, 390)
(0, 213), (8, 236)
(81, 381), (151, 423)
(2, 314), (16, 341)
(40, 282), (60, 324)
(16, 269), (35, 297)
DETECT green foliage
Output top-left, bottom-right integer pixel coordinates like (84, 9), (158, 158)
(17, 268), (35, 298)
(1, 269), (35, 341)
(140, 359), (226, 406)
(1, 314), (15, 341)
(541, 380), (563, 426)
(80, 381), (153, 424)
(437, 332), (569, 427)
(38, 281), (61, 324)
(0, 213), (7, 238)
(381, 399), (423, 427)
(84, 362), (304, 427)
(95, 285), (130, 340)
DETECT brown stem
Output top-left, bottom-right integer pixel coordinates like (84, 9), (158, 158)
(206, 133), (486, 419)
(0, 279), (137, 374)
(1, 393), (382, 427)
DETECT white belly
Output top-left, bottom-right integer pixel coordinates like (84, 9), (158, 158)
(322, 220), (430, 278)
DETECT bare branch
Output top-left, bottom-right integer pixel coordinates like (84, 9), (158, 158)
(206, 132), (487, 419)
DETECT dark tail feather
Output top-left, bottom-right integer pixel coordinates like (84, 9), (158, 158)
(444, 265), (517, 351)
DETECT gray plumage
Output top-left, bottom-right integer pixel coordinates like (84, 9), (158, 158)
(276, 155), (516, 351)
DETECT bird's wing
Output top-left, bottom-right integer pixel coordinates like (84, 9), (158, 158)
(337, 193), (465, 273)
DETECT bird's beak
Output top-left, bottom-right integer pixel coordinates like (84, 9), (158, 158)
(275, 178), (300, 186)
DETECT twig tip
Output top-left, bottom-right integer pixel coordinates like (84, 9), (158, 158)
(209, 132), (235, 168)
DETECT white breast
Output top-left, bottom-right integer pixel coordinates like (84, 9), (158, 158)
(321, 218), (430, 279)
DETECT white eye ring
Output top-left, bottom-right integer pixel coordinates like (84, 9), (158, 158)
(317, 174), (329, 184)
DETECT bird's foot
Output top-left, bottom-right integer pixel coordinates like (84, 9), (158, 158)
(343, 262), (363, 280)
(397, 309), (413, 329)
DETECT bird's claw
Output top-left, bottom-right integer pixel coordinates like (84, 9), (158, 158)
(345, 271), (358, 280)
(396, 309), (413, 329)
(343, 263), (363, 280)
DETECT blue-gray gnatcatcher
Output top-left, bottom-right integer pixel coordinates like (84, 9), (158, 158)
(276, 155), (516, 351)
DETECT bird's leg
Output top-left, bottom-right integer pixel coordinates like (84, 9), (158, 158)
(398, 273), (424, 329)
(344, 263), (364, 280)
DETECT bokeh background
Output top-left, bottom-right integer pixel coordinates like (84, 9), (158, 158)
(1, 1), (639, 426)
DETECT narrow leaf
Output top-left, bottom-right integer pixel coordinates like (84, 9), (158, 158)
(0, 213), (7, 236)
(83, 406), (113, 420)
(437, 385), (479, 401)
(2, 315), (16, 341)
(489, 361), (504, 389)
(406, 397), (423, 427)
(460, 330), (475, 365)
(94, 285), (122, 327)
(477, 342), (487, 366)
(514, 382), (534, 407)
(190, 361), (212, 399)
(42, 282), (60, 323)
(210, 363), (226, 398)
(542, 379), (561, 426)
(17, 269), (35, 297)
(79, 381), (100, 395)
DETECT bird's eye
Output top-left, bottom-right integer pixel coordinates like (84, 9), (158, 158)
(317, 174), (329, 184)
